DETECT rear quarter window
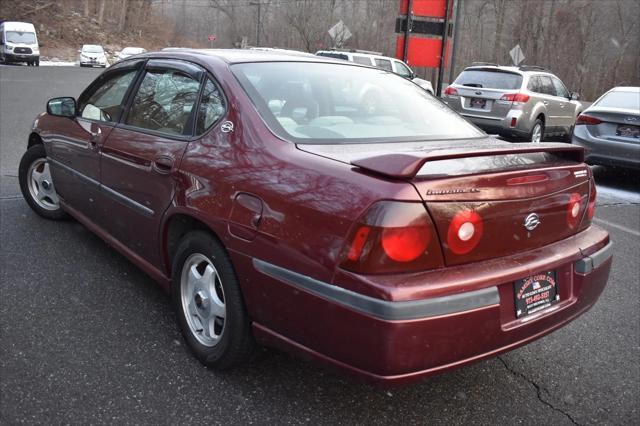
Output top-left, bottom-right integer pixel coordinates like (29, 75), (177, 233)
(455, 69), (522, 90)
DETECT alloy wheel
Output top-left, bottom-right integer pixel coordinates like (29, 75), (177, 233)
(27, 158), (60, 210)
(531, 123), (542, 143)
(180, 253), (226, 347)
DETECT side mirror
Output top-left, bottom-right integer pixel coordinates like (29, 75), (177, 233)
(47, 97), (76, 118)
(77, 49), (82, 53)
(570, 92), (580, 101)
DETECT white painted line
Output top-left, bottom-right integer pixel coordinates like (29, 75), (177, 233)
(593, 217), (640, 237)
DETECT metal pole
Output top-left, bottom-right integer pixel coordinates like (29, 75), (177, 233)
(436, 0), (452, 97)
(448, 0), (462, 84)
(256, 1), (261, 46)
(402, 0), (413, 62)
(250, 1), (261, 46)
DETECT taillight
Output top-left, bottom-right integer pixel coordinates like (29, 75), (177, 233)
(500, 93), (530, 104)
(587, 180), (597, 220)
(443, 86), (459, 97)
(575, 114), (602, 125)
(567, 192), (586, 229)
(446, 210), (484, 255)
(340, 201), (444, 274)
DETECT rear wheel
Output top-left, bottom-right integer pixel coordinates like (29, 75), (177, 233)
(19, 144), (67, 220)
(35, 59), (40, 67)
(172, 231), (255, 369)
(529, 119), (544, 143)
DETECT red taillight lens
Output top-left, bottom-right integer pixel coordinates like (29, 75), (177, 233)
(567, 192), (585, 229)
(575, 114), (602, 125)
(340, 201), (444, 274)
(381, 225), (431, 262)
(500, 93), (530, 103)
(588, 180), (597, 220)
(446, 210), (484, 255)
(347, 226), (370, 261)
(444, 86), (459, 96)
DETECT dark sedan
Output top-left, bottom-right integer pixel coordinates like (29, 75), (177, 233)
(19, 49), (612, 386)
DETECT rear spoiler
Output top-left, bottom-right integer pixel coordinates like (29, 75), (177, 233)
(350, 144), (585, 180)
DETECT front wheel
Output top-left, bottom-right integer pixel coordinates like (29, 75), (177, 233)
(18, 144), (67, 220)
(172, 231), (255, 369)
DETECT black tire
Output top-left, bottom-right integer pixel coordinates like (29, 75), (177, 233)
(172, 231), (255, 369)
(528, 119), (544, 143)
(35, 59), (40, 67)
(18, 144), (67, 220)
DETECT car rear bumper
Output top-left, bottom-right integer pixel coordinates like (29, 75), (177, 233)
(241, 225), (611, 386)
(459, 111), (532, 140)
(572, 126), (640, 169)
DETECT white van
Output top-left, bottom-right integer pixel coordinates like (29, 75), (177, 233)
(0, 21), (40, 66)
(316, 49), (433, 94)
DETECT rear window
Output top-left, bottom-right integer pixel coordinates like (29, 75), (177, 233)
(454, 69), (522, 90)
(231, 62), (484, 144)
(595, 91), (640, 110)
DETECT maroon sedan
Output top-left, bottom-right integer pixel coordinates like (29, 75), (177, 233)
(19, 49), (612, 385)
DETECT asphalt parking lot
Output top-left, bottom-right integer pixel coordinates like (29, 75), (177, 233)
(1, 65), (638, 425)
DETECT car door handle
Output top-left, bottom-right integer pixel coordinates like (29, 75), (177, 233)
(89, 127), (102, 148)
(152, 156), (174, 175)
(543, 101), (549, 105)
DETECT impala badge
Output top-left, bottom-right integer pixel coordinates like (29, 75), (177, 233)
(624, 116), (639, 123)
(524, 213), (541, 231)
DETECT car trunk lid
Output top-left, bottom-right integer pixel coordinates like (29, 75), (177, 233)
(580, 107), (640, 143)
(298, 140), (590, 267)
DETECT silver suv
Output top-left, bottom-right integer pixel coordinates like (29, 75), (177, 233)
(442, 64), (582, 142)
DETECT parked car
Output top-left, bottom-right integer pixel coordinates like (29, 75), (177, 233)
(79, 44), (107, 67)
(572, 86), (640, 170)
(116, 46), (146, 61)
(19, 49), (612, 386)
(316, 49), (434, 94)
(0, 21), (40, 66)
(443, 64), (582, 143)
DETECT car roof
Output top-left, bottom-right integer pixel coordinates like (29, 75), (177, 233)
(463, 65), (557, 77)
(316, 49), (402, 62)
(608, 86), (640, 93)
(138, 48), (351, 65)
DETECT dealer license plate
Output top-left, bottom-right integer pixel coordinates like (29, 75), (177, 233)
(616, 124), (640, 138)
(514, 271), (559, 318)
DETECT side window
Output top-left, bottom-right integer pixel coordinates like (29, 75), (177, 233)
(551, 77), (569, 98)
(394, 61), (413, 78)
(196, 78), (226, 134)
(538, 76), (556, 96)
(78, 69), (137, 122)
(126, 68), (200, 135)
(527, 76), (540, 93)
(374, 58), (393, 72)
(352, 55), (373, 65)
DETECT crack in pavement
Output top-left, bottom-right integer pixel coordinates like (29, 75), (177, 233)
(497, 356), (582, 426)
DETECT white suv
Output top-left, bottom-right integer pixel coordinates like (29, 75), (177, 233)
(315, 49), (434, 94)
